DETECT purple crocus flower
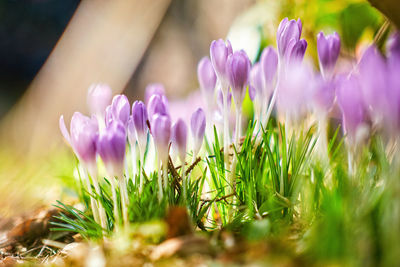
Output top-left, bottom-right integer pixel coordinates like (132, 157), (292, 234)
(287, 39), (308, 63)
(226, 50), (251, 108)
(151, 114), (171, 161)
(386, 32), (400, 59)
(336, 75), (366, 143)
(317, 32), (341, 77)
(197, 56), (217, 99)
(87, 84), (112, 117)
(145, 83), (165, 105)
(148, 94), (169, 120)
(277, 18), (303, 61)
(59, 112), (99, 168)
(171, 119), (188, 161)
(210, 39), (233, 86)
(131, 101), (148, 149)
(108, 94), (130, 126)
(97, 120), (127, 177)
(260, 46), (278, 88)
(312, 75), (336, 112)
(277, 62), (314, 121)
(191, 108), (206, 156)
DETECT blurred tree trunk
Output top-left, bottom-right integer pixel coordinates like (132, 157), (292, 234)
(0, 0), (171, 156)
(368, 0), (400, 28)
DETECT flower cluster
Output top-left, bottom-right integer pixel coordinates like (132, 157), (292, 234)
(60, 17), (400, 232)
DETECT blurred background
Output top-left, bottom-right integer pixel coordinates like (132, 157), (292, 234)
(0, 0), (389, 216)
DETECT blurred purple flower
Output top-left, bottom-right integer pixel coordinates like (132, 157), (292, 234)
(250, 63), (263, 99)
(317, 32), (341, 77)
(210, 39), (233, 86)
(277, 62), (314, 121)
(260, 46), (278, 88)
(312, 76), (336, 112)
(197, 56), (217, 98)
(151, 114), (171, 161)
(60, 112), (99, 167)
(87, 84), (112, 117)
(287, 39), (308, 63)
(145, 83), (165, 105)
(386, 32), (400, 59)
(171, 119), (188, 161)
(191, 108), (206, 156)
(108, 94), (130, 126)
(336, 75), (366, 142)
(226, 50), (251, 108)
(97, 120), (127, 177)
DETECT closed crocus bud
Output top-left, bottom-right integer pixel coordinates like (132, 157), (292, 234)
(197, 56), (217, 98)
(60, 112), (99, 168)
(260, 46), (278, 87)
(148, 94), (169, 120)
(337, 75), (366, 144)
(210, 39), (233, 87)
(97, 120), (127, 177)
(287, 39), (308, 63)
(110, 94), (130, 126)
(87, 84), (112, 117)
(171, 119), (188, 161)
(131, 101), (148, 150)
(145, 83), (165, 105)
(191, 108), (206, 156)
(151, 114), (171, 161)
(226, 50), (251, 108)
(277, 18), (303, 60)
(317, 32), (340, 77)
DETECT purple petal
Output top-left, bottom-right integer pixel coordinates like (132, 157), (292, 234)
(197, 56), (217, 95)
(87, 84), (112, 117)
(190, 108), (206, 155)
(171, 119), (188, 160)
(145, 83), (165, 105)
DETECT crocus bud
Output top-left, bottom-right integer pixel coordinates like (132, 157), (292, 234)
(145, 83), (165, 104)
(226, 50), (251, 109)
(336, 75), (366, 144)
(317, 32), (340, 77)
(60, 112), (98, 168)
(97, 120), (127, 177)
(151, 114), (171, 161)
(287, 39), (308, 63)
(131, 101), (148, 150)
(277, 18), (303, 60)
(148, 94), (169, 120)
(109, 94), (130, 126)
(191, 108), (206, 156)
(210, 39), (233, 87)
(197, 56), (217, 98)
(260, 46), (278, 87)
(171, 119), (188, 161)
(87, 84), (112, 117)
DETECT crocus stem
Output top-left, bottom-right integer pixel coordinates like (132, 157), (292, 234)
(157, 159), (163, 201)
(110, 178), (120, 230)
(222, 89), (230, 166)
(182, 162), (187, 203)
(264, 83), (278, 128)
(138, 148), (143, 194)
(90, 170), (108, 233)
(163, 158), (168, 193)
(118, 176), (129, 227)
(80, 165), (100, 226)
